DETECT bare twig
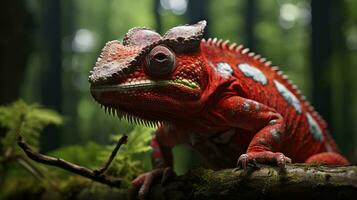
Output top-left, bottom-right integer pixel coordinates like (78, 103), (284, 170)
(94, 135), (128, 175)
(17, 136), (124, 188)
(16, 157), (44, 180)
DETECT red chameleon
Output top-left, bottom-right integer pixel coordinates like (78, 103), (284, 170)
(89, 21), (349, 198)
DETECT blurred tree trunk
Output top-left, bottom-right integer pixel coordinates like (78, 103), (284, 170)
(311, 0), (354, 159)
(311, 0), (332, 125)
(244, 0), (255, 51)
(0, 0), (29, 105)
(0, 0), (30, 138)
(61, 0), (81, 145)
(40, 0), (62, 151)
(329, 1), (354, 160)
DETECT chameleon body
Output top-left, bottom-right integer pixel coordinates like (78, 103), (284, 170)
(89, 21), (349, 195)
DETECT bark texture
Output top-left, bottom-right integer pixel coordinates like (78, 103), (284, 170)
(147, 164), (357, 200)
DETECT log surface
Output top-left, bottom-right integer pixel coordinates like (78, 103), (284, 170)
(148, 164), (357, 200)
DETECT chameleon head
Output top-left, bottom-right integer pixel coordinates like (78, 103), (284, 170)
(89, 21), (209, 123)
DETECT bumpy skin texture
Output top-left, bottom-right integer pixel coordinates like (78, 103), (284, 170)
(89, 21), (349, 197)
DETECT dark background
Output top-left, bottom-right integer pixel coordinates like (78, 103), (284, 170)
(0, 0), (356, 176)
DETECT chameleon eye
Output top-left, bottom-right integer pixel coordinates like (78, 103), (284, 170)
(146, 45), (176, 77)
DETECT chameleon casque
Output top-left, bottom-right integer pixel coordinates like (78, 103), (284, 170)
(89, 21), (349, 196)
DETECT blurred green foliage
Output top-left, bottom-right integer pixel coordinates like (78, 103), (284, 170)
(0, 100), (63, 199)
(48, 126), (153, 188)
(0, 100), (62, 151)
(0, 100), (154, 198)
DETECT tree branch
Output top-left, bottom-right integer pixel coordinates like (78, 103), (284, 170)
(17, 135), (126, 188)
(147, 164), (357, 200)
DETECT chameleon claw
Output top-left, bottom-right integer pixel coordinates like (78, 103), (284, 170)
(237, 154), (249, 169)
(237, 153), (260, 169)
(276, 153), (292, 170)
(132, 167), (175, 200)
(161, 167), (175, 186)
(237, 151), (292, 170)
(138, 173), (154, 200)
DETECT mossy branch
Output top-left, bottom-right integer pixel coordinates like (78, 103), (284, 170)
(147, 164), (357, 200)
(17, 135), (127, 188)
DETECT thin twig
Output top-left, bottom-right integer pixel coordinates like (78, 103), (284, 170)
(16, 157), (44, 181)
(20, 157), (62, 192)
(17, 136), (123, 188)
(94, 135), (128, 175)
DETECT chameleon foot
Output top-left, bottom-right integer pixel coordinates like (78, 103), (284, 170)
(132, 167), (175, 200)
(237, 151), (291, 170)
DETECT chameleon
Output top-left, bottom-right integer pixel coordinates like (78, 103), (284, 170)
(88, 21), (349, 197)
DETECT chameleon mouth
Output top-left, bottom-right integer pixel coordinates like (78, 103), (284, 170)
(91, 78), (200, 127)
(99, 104), (163, 128)
(91, 78), (199, 92)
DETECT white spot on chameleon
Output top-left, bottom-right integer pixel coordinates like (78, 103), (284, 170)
(242, 102), (250, 112)
(216, 62), (233, 77)
(306, 113), (324, 142)
(269, 129), (281, 143)
(238, 63), (268, 85)
(269, 119), (277, 125)
(254, 101), (260, 111)
(273, 80), (302, 114)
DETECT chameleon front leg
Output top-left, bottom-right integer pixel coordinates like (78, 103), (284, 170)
(132, 126), (176, 200)
(215, 96), (291, 169)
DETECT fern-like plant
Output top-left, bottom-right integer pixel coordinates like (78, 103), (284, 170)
(0, 100), (63, 179)
(0, 100), (62, 150)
